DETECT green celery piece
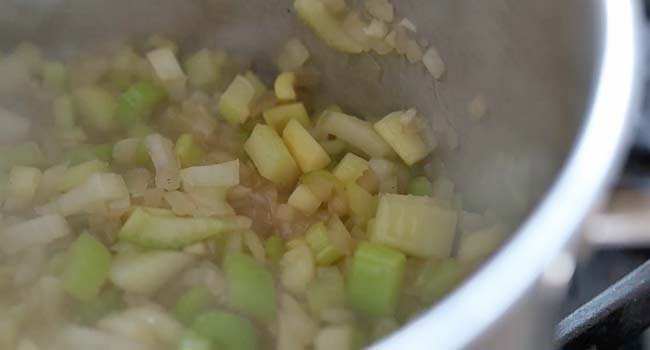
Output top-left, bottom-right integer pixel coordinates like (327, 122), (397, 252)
(118, 207), (237, 249)
(407, 176), (433, 196)
(53, 95), (76, 128)
(347, 242), (406, 317)
(116, 81), (165, 128)
(93, 144), (114, 163)
(179, 331), (214, 350)
(62, 232), (112, 302)
(42, 61), (67, 92)
(224, 254), (276, 321)
(305, 222), (344, 265)
(306, 267), (345, 317)
(58, 160), (109, 192)
(264, 235), (285, 264)
(192, 311), (258, 350)
(75, 287), (124, 324)
(175, 287), (214, 325)
(175, 133), (205, 168)
(73, 86), (118, 131)
(414, 259), (467, 304)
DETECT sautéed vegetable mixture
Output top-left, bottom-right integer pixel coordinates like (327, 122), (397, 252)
(0, 1), (506, 349)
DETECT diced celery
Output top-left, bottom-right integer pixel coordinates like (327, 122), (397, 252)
(301, 170), (342, 202)
(294, 0), (365, 53)
(283, 119), (331, 173)
(62, 232), (112, 302)
(179, 331), (214, 350)
(371, 194), (457, 258)
(110, 250), (194, 295)
(274, 72), (297, 102)
(243, 71), (268, 101)
(414, 259), (467, 304)
(174, 287), (214, 325)
(118, 207), (241, 249)
(4, 166), (41, 210)
(374, 111), (431, 165)
(116, 81), (165, 128)
(192, 311), (258, 350)
(180, 160), (239, 189)
(288, 184), (322, 215)
(305, 222), (350, 265)
(347, 242), (406, 317)
(263, 102), (311, 132)
(73, 86), (118, 131)
(244, 124), (300, 187)
(42, 61), (67, 92)
(333, 153), (369, 183)
(175, 133), (205, 168)
(306, 268), (345, 318)
(408, 176), (433, 196)
(281, 244), (315, 296)
(53, 95), (76, 128)
(184, 49), (223, 89)
(58, 160), (109, 192)
(265, 235), (286, 264)
(225, 253), (276, 321)
(219, 75), (256, 125)
(319, 111), (394, 158)
(345, 182), (377, 227)
(74, 287), (124, 324)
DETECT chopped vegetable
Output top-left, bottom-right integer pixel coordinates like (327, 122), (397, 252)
(263, 102), (311, 132)
(277, 38), (311, 72)
(281, 243), (315, 296)
(0, 107), (31, 143)
(294, 0), (365, 53)
(243, 71), (268, 100)
(4, 142), (45, 167)
(74, 287), (124, 324)
(288, 183), (322, 215)
(319, 111), (395, 158)
(116, 81), (165, 127)
(468, 94), (488, 121)
(374, 110), (431, 165)
(0, 214), (71, 255)
(414, 259), (467, 304)
(4, 166), (42, 210)
(62, 232), (112, 302)
(371, 194), (457, 257)
(457, 225), (506, 263)
(333, 153), (369, 183)
(305, 221), (350, 265)
(58, 160), (109, 193)
(423, 46), (446, 80)
(347, 242), (406, 317)
(73, 86), (118, 131)
(283, 119), (331, 173)
(42, 61), (67, 92)
(180, 160), (239, 189)
(407, 176), (433, 196)
(44, 173), (129, 216)
(184, 49), (224, 89)
(265, 235), (286, 263)
(192, 311), (258, 350)
(146, 133), (181, 190)
(110, 250), (194, 295)
(219, 75), (256, 125)
(302, 170), (342, 202)
(314, 325), (359, 350)
(147, 47), (186, 81)
(174, 287), (215, 325)
(118, 207), (241, 249)
(365, 0), (394, 22)
(306, 267), (345, 317)
(244, 124), (300, 187)
(175, 133), (206, 168)
(274, 72), (297, 101)
(53, 95), (76, 128)
(345, 182), (377, 227)
(224, 253), (276, 321)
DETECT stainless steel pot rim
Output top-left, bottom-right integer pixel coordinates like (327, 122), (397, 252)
(375, 1), (645, 349)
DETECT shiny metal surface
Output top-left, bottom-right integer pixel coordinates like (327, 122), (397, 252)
(0, 0), (643, 349)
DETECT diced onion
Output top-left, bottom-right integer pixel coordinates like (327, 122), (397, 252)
(468, 94), (488, 121)
(55, 325), (147, 350)
(0, 107), (31, 143)
(364, 19), (388, 39)
(0, 215), (71, 255)
(113, 138), (140, 166)
(124, 168), (152, 198)
(4, 166), (42, 211)
(180, 160), (239, 189)
(423, 46), (446, 80)
(277, 39), (311, 73)
(243, 230), (266, 263)
(280, 244), (315, 296)
(98, 306), (184, 348)
(50, 173), (130, 216)
(405, 39), (424, 63)
(146, 134), (181, 191)
(147, 47), (186, 82)
(399, 18), (417, 32)
(164, 191), (197, 216)
(277, 293), (318, 350)
(365, 0), (394, 22)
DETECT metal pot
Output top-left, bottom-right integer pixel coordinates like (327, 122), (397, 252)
(0, 0), (644, 349)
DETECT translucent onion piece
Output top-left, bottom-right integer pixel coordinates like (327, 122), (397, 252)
(365, 0), (394, 22)
(0, 107), (30, 143)
(146, 134), (181, 191)
(277, 38), (311, 73)
(0, 214), (71, 255)
(423, 46), (446, 80)
(180, 160), (239, 189)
